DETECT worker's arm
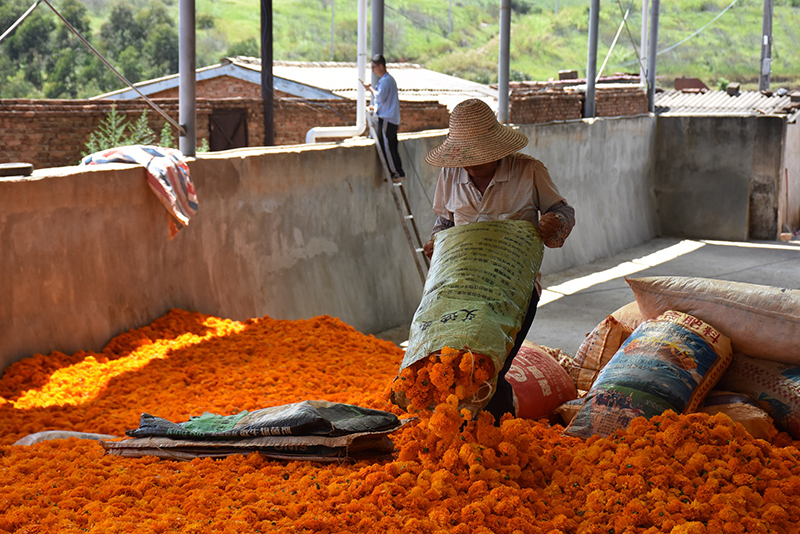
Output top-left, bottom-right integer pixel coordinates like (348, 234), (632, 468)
(361, 80), (376, 96)
(538, 201), (575, 248)
(423, 216), (454, 259)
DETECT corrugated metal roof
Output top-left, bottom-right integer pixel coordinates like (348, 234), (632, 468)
(655, 89), (799, 117)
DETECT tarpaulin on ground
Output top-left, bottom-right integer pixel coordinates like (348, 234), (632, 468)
(125, 400), (401, 439)
(102, 401), (413, 461)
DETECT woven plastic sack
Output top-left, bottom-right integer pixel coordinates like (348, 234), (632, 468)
(573, 315), (635, 391)
(564, 310), (733, 439)
(126, 400), (400, 439)
(398, 220), (544, 412)
(697, 390), (778, 440)
(506, 345), (578, 420)
(610, 300), (645, 330)
(716, 353), (800, 439)
(627, 276), (800, 364)
(571, 301), (645, 392)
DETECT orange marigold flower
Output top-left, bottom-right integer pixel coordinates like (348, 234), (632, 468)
(3, 309), (800, 534)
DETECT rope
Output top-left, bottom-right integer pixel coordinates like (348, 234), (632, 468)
(656, 0), (739, 56)
(612, 0), (740, 69)
(597, 0), (636, 81)
(0, 0), (42, 45)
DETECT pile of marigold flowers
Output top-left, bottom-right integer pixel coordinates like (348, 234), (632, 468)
(391, 347), (495, 412)
(2, 309), (800, 533)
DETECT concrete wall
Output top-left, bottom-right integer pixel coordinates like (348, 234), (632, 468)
(654, 116), (786, 241)
(0, 115), (658, 372)
(519, 115), (659, 274)
(783, 118), (800, 233)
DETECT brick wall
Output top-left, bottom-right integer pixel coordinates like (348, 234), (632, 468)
(510, 90), (584, 124)
(596, 87), (649, 117)
(1, 99), (215, 169)
(0, 82), (645, 170)
(0, 97), (450, 170)
(272, 98), (450, 145)
(509, 81), (648, 123)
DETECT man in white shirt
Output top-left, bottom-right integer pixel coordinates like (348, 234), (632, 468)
(423, 98), (576, 421)
(363, 54), (405, 183)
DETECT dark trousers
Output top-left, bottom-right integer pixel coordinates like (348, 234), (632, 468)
(377, 118), (404, 178)
(483, 289), (540, 421)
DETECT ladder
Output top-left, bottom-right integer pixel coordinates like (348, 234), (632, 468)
(367, 113), (430, 284)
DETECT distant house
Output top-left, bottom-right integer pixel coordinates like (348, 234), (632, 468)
(93, 57), (499, 112)
(90, 57), (498, 151)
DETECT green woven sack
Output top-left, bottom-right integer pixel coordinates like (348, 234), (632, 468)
(397, 220), (544, 410)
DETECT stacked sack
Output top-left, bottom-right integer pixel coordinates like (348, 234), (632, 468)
(559, 276), (800, 441)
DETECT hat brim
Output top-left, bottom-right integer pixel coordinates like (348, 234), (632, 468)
(425, 125), (528, 168)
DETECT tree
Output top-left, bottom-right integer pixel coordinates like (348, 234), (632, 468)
(98, 0), (178, 82)
(99, 3), (146, 60)
(83, 107), (208, 159)
(118, 45), (144, 83)
(144, 22), (178, 75)
(44, 0), (95, 98)
(84, 105), (131, 156)
(226, 38), (260, 58)
(3, 9), (54, 86)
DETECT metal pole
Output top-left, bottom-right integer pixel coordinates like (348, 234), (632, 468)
(759, 0), (773, 92)
(498, 0), (511, 124)
(330, 0), (335, 60)
(640, 0), (649, 86)
(646, 0), (660, 112)
(371, 0), (384, 86)
(585, 0), (600, 118)
(448, 0), (453, 34)
(179, 0), (196, 156)
(261, 0), (274, 145)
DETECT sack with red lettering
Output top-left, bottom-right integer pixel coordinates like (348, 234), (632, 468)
(506, 344), (578, 420)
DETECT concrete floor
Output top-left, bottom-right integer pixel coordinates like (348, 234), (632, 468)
(374, 236), (800, 356)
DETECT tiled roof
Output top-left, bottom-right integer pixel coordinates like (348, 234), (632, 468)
(95, 57), (497, 111)
(227, 57), (497, 111)
(655, 89), (800, 117)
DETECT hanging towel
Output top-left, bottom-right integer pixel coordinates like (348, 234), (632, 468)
(81, 145), (198, 238)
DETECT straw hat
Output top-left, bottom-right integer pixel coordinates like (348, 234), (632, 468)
(425, 99), (528, 168)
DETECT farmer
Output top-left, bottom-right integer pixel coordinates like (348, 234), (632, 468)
(423, 98), (576, 420)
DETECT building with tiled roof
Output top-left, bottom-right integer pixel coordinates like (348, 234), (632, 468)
(93, 57), (498, 112)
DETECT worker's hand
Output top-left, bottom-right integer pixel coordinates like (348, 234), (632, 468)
(361, 80), (372, 91)
(537, 212), (562, 241)
(423, 240), (434, 259)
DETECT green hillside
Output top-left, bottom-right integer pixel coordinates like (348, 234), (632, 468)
(196, 0), (800, 90)
(3, 0), (800, 98)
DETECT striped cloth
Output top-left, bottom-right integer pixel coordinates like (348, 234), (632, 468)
(81, 145), (198, 237)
